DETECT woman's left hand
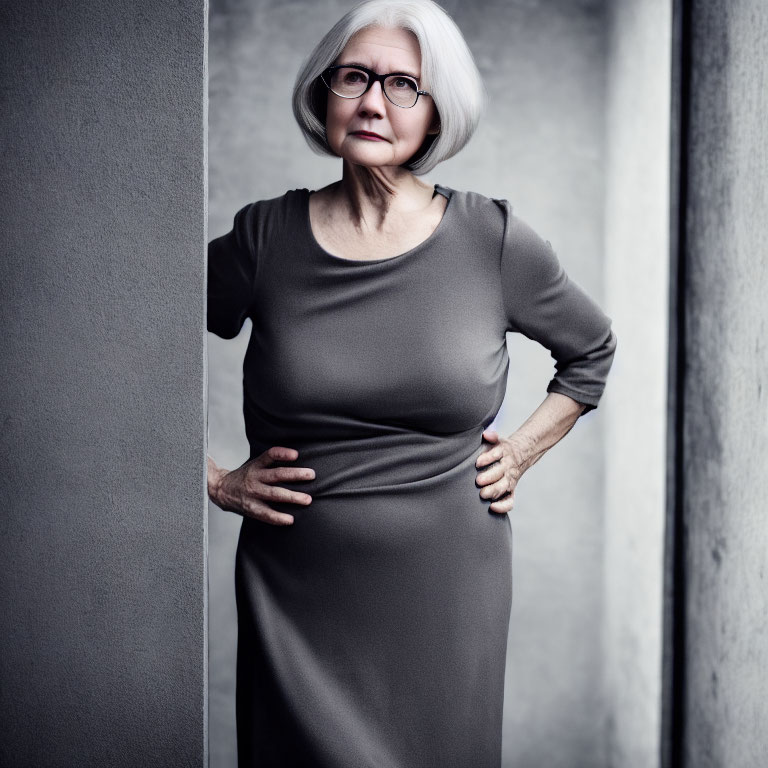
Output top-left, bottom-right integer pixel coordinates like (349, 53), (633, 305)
(475, 428), (530, 514)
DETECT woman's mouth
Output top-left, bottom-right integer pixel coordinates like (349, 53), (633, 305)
(350, 131), (386, 141)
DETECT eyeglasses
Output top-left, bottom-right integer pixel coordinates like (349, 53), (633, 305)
(320, 65), (431, 109)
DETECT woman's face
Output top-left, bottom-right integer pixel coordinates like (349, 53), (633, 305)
(324, 26), (439, 170)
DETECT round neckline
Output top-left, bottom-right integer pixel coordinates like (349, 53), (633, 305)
(303, 184), (454, 266)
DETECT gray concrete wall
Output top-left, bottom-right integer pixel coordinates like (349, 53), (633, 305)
(602, 1), (671, 766)
(0, 2), (208, 766)
(208, 2), (611, 766)
(683, 1), (768, 766)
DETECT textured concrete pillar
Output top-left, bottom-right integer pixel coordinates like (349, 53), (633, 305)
(602, 1), (671, 766)
(681, 1), (768, 766)
(0, 1), (208, 766)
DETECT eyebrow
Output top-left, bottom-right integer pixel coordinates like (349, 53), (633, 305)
(337, 62), (420, 80)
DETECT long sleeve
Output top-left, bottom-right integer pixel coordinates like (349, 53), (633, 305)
(494, 199), (617, 415)
(207, 202), (259, 339)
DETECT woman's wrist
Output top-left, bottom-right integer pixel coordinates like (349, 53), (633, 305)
(505, 393), (585, 475)
(504, 431), (538, 476)
(207, 455), (226, 503)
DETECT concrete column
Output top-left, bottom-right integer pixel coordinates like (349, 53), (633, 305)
(682, 1), (768, 766)
(0, 2), (208, 766)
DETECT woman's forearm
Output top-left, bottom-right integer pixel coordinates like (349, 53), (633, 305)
(507, 392), (586, 474)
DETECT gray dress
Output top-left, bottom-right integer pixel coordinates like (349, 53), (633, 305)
(207, 185), (617, 768)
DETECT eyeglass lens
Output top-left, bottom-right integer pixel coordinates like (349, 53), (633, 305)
(328, 67), (419, 108)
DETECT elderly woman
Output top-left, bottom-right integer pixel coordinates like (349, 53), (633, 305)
(206, 0), (617, 765)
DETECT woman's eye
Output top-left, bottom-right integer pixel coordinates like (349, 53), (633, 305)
(343, 70), (367, 84)
(391, 77), (416, 91)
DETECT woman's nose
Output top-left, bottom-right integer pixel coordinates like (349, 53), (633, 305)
(357, 80), (386, 117)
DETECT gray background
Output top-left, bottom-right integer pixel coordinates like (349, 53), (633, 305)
(0, 0), (208, 767)
(207, 1), (669, 767)
(603, 1), (671, 765)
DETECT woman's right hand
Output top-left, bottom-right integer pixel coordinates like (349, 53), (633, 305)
(207, 448), (314, 526)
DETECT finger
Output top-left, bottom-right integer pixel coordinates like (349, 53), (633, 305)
(482, 428), (500, 443)
(256, 483), (313, 506)
(476, 463), (504, 487)
(476, 445), (503, 469)
(261, 509), (296, 526)
(258, 466), (316, 484)
(479, 478), (509, 501)
(253, 446), (300, 467)
(245, 500), (296, 526)
(489, 492), (515, 514)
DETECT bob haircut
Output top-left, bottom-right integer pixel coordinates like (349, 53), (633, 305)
(292, 0), (485, 175)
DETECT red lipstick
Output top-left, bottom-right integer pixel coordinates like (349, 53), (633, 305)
(351, 130), (386, 141)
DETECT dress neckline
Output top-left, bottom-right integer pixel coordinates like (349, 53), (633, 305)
(302, 185), (454, 266)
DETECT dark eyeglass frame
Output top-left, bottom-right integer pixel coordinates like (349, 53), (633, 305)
(320, 65), (431, 109)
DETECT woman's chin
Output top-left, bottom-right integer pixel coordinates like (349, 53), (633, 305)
(344, 152), (392, 167)
(336, 143), (403, 168)
(342, 156), (410, 174)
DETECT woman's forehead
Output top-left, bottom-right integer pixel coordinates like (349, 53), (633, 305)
(339, 27), (421, 74)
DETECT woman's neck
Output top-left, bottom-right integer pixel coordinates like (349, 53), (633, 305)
(333, 161), (435, 229)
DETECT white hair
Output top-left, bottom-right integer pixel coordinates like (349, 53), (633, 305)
(291, 0), (485, 175)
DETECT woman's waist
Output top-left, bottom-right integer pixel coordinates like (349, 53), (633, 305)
(248, 426), (486, 499)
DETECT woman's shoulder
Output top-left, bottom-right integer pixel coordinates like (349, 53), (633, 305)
(436, 186), (555, 260)
(239, 187), (308, 215)
(437, 184), (511, 219)
(436, 184), (511, 238)
(228, 187), (308, 230)
(214, 188), (310, 258)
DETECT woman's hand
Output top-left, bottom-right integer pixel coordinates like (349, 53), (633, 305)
(475, 395), (587, 513)
(207, 448), (314, 526)
(475, 429), (532, 514)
